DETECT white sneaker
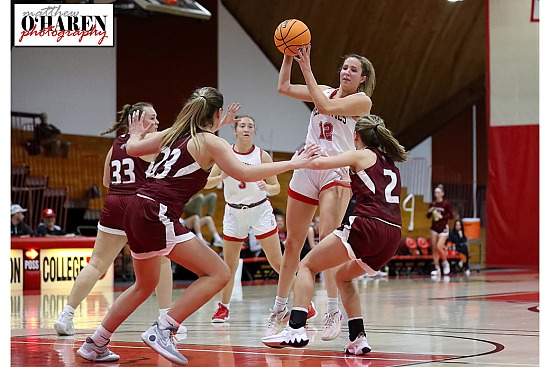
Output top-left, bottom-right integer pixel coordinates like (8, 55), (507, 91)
(430, 268), (441, 277)
(321, 309), (343, 341)
(344, 332), (371, 355)
(212, 237), (224, 247)
(141, 322), (188, 365)
(177, 324), (187, 334)
(265, 308), (290, 337)
(442, 261), (450, 275)
(77, 337), (120, 362)
(54, 311), (75, 336)
(464, 269), (471, 276)
(262, 326), (309, 348)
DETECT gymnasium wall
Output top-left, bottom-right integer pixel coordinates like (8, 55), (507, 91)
(486, 0), (539, 268)
(11, 47), (117, 136)
(217, 2), (319, 153)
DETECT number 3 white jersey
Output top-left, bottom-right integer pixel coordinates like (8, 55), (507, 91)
(304, 88), (365, 157)
(223, 145), (267, 204)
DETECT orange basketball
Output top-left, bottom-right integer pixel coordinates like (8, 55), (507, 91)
(274, 19), (311, 56)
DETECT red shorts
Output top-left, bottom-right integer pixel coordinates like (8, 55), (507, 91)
(98, 194), (133, 236)
(123, 194), (195, 259)
(333, 216), (401, 273)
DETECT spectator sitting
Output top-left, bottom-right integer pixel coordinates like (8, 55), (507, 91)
(33, 112), (71, 158)
(37, 208), (75, 237)
(179, 214), (223, 247)
(11, 204), (36, 237)
(182, 192), (222, 246)
(448, 219), (470, 276)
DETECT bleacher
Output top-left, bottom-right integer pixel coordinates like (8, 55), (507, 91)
(11, 112), (113, 232)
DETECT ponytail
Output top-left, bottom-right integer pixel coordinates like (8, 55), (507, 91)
(101, 102), (152, 136)
(355, 114), (408, 162)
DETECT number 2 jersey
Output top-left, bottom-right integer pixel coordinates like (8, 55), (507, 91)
(350, 147), (402, 227)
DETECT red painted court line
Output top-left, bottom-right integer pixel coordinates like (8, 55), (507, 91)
(12, 338), (459, 367)
(464, 292), (539, 302)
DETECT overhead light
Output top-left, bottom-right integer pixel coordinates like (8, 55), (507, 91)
(447, 0), (463, 2)
(132, 0), (211, 20)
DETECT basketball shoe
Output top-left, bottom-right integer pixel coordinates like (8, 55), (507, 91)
(321, 309), (343, 341)
(344, 332), (371, 355)
(212, 303), (229, 323)
(141, 322), (188, 365)
(306, 301), (318, 321)
(54, 311), (75, 336)
(262, 326), (309, 348)
(77, 337), (120, 362)
(265, 308), (290, 336)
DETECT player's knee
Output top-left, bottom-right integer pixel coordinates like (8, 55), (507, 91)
(283, 238), (303, 253)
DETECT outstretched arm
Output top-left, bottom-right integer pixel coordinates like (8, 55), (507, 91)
(202, 134), (320, 182)
(306, 149), (376, 172)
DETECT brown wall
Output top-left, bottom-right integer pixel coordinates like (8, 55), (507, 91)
(432, 97), (488, 185)
(116, 0), (218, 130)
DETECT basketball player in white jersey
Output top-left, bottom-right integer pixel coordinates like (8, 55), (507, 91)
(205, 115), (284, 323)
(266, 44), (375, 341)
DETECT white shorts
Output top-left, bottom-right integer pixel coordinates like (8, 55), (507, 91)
(222, 200), (278, 242)
(288, 168), (351, 206)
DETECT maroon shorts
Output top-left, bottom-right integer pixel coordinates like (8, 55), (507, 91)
(334, 216), (401, 272)
(431, 221), (450, 235)
(98, 194), (134, 235)
(123, 194), (195, 259)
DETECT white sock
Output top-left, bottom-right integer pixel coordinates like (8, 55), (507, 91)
(213, 233), (223, 242)
(158, 308), (170, 321)
(197, 233), (205, 241)
(326, 297), (339, 313)
(158, 313), (179, 329)
(273, 296), (288, 313)
(91, 324), (113, 346)
(63, 305), (75, 316)
(221, 302), (230, 309)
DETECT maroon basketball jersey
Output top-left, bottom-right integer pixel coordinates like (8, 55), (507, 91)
(108, 134), (151, 195)
(428, 199), (453, 233)
(350, 147), (402, 226)
(137, 134), (210, 216)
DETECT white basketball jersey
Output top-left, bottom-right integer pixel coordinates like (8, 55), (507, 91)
(304, 88), (364, 156)
(223, 145), (267, 204)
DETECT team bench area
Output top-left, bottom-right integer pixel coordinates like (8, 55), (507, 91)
(240, 236), (464, 280)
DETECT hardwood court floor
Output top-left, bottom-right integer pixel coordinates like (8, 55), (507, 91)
(11, 270), (540, 366)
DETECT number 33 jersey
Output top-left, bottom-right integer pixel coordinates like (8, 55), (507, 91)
(305, 88), (365, 157)
(108, 134), (151, 195)
(350, 147), (402, 227)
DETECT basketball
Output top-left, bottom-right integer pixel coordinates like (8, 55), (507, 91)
(274, 19), (311, 56)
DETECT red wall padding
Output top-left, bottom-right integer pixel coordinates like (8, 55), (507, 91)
(486, 125), (539, 268)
